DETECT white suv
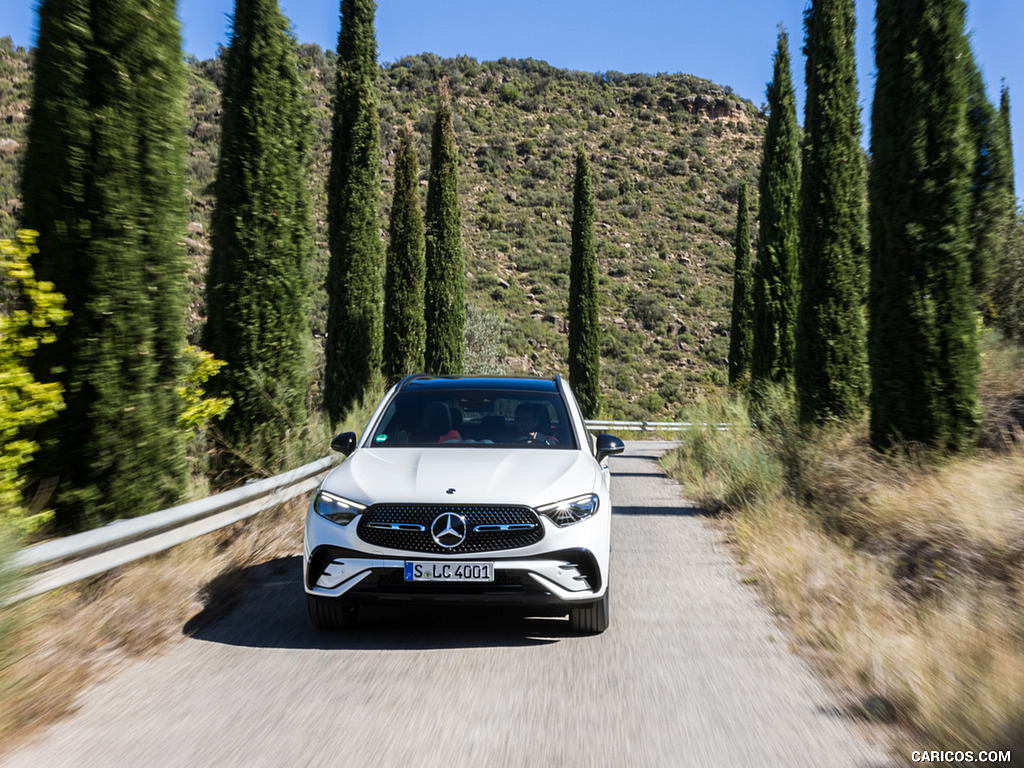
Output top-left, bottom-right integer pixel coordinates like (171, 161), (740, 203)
(303, 374), (624, 633)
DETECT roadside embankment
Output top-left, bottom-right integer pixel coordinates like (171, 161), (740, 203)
(662, 342), (1024, 758)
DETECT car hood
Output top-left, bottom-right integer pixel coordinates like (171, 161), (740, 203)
(321, 447), (600, 507)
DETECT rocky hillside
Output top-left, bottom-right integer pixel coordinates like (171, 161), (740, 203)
(1, 37), (766, 419)
(0, 39), (29, 237)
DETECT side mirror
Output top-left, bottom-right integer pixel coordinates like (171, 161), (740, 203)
(595, 434), (625, 463)
(330, 432), (358, 456)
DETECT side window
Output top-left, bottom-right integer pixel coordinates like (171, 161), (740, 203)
(370, 403), (396, 445)
(372, 400), (419, 444)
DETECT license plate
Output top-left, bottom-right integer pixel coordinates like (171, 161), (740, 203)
(404, 561), (494, 582)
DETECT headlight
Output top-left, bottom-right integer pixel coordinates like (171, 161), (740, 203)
(312, 490), (365, 526)
(537, 494), (599, 527)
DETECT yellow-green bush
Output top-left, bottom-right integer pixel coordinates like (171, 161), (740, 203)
(177, 345), (232, 439)
(1, 231), (68, 535)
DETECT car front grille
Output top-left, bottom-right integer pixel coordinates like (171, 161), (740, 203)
(357, 503), (543, 554)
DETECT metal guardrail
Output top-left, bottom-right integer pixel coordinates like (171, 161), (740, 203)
(586, 420), (728, 432)
(8, 455), (340, 605)
(7, 420), (709, 605)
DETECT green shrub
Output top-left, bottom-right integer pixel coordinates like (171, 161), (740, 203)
(637, 392), (664, 413)
(613, 370), (635, 393)
(659, 381), (681, 402)
(464, 305), (510, 375)
(660, 396), (784, 513)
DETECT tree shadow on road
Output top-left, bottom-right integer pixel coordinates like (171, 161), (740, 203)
(611, 471), (679, 479)
(612, 504), (709, 517)
(184, 556), (578, 651)
(610, 446), (710, 516)
(611, 452), (669, 467)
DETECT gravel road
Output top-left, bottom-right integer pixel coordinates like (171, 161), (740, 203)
(3, 441), (894, 768)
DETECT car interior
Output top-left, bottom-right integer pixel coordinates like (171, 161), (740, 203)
(371, 391), (574, 447)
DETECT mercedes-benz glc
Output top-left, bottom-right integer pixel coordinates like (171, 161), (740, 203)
(303, 374), (624, 633)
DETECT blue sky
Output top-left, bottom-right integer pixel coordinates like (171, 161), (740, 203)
(2, 0), (1022, 192)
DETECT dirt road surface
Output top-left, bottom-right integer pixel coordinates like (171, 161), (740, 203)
(2, 441), (893, 767)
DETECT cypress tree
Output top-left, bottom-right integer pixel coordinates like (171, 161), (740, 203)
(143, 1), (191, 505)
(998, 85), (1015, 201)
(795, 0), (868, 422)
(21, 0), (188, 530)
(752, 28), (801, 388)
(325, 0), (383, 421)
(383, 125), (426, 382)
(568, 147), (601, 418)
(424, 79), (465, 376)
(965, 57), (1010, 307)
(992, 86), (1022, 339)
(728, 184), (753, 390)
(868, 0), (979, 452)
(204, 0), (314, 477)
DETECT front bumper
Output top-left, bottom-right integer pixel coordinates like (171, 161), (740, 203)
(304, 545), (605, 607)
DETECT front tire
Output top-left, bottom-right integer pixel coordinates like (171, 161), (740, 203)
(568, 588), (609, 634)
(306, 593), (359, 630)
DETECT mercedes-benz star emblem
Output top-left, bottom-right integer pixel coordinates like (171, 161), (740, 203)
(430, 512), (467, 548)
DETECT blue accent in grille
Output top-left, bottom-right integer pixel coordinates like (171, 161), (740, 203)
(357, 504), (543, 554)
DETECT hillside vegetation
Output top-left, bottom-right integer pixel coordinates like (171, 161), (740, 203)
(0, 37), (765, 418)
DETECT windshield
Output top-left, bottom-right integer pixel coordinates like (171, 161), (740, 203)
(369, 389), (576, 449)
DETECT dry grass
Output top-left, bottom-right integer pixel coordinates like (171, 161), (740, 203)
(0, 495), (305, 757)
(663, 345), (1024, 758)
(978, 333), (1024, 451)
(732, 494), (1024, 755)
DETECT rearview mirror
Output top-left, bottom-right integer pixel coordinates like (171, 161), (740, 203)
(330, 432), (357, 456)
(595, 433), (625, 463)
